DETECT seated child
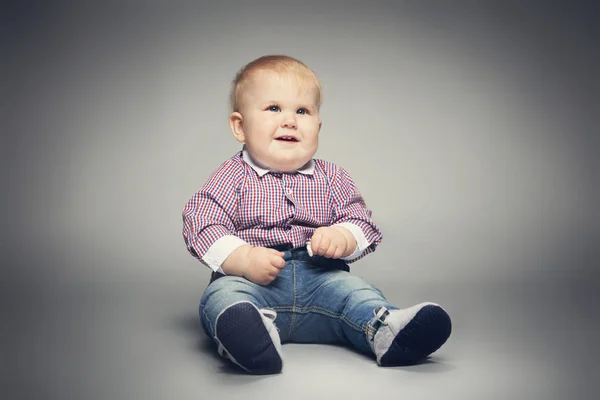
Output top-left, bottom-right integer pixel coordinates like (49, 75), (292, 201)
(182, 55), (451, 374)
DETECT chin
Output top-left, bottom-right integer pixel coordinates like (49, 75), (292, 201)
(275, 164), (300, 173)
(273, 160), (306, 172)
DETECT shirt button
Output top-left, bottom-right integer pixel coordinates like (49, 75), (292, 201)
(286, 188), (292, 195)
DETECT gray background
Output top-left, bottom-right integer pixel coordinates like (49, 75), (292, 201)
(3, 1), (599, 399)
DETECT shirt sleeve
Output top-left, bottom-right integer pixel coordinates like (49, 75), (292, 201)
(182, 158), (250, 271)
(329, 165), (383, 262)
(203, 235), (249, 273)
(335, 222), (369, 261)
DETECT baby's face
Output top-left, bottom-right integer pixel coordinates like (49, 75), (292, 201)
(232, 70), (321, 172)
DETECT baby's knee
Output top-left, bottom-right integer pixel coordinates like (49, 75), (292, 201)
(200, 276), (263, 313)
(329, 274), (387, 304)
(204, 275), (250, 296)
(325, 272), (376, 291)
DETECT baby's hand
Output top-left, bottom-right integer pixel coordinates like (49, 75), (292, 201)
(243, 246), (286, 286)
(310, 226), (357, 259)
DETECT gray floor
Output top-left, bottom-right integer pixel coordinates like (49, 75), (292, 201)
(4, 252), (598, 400)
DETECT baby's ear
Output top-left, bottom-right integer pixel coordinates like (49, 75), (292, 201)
(229, 112), (245, 143)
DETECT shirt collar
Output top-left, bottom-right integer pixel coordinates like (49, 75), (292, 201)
(241, 145), (315, 177)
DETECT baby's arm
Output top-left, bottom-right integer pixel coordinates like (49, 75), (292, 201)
(182, 158), (285, 285)
(310, 163), (383, 261)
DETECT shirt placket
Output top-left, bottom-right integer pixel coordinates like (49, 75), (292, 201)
(281, 174), (297, 238)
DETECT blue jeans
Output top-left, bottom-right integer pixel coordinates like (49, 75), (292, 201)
(199, 246), (397, 355)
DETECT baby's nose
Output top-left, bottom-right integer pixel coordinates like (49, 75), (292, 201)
(281, 113), (297, 128)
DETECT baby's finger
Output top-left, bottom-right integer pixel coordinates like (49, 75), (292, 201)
(268, 249), (286, 257)
(324, 243), (338, 258)
(316, 234), (332, 255)
(332, 245), (345, 259)
(269, 254), (286, 269)
(310, 231), (322, 252)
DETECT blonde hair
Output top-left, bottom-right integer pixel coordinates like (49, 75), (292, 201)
(229, 55), (323, 113)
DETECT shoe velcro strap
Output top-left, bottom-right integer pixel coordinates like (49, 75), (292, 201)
(260, 308), (277, 321)
(374, 307), (390, 326)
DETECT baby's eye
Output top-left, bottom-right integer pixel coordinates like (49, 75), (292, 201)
(297, 108), (308, 115)
(268, 105), (280, 112)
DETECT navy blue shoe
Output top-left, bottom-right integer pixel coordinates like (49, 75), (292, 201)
(370, 302), (452, 366)
(214, 301), (283, 374)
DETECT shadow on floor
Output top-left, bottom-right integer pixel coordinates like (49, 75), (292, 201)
(170, 313), (456, 374)
(172, 313), (273, 375)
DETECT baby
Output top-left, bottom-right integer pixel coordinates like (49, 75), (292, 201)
(182, 55), (451, 374)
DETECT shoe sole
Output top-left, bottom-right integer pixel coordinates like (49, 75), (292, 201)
(380, 304), (452, 366)
(215, 301), (282, 374)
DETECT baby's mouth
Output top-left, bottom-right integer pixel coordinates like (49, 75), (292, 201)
(275, 136), (299, 142)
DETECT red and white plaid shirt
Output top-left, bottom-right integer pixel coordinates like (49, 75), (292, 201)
(182, 147), (383, 272)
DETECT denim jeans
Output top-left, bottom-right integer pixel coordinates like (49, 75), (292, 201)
(199, 246), (397, 356)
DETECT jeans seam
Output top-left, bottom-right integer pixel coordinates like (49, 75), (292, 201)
(293, 305), (368, 333)
(289, 261), (297, 337)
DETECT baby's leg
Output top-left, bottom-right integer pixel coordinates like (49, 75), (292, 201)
(199, 276), (284, 374)
(291, 267), (395, 355)
(293, 266), (451, 364)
